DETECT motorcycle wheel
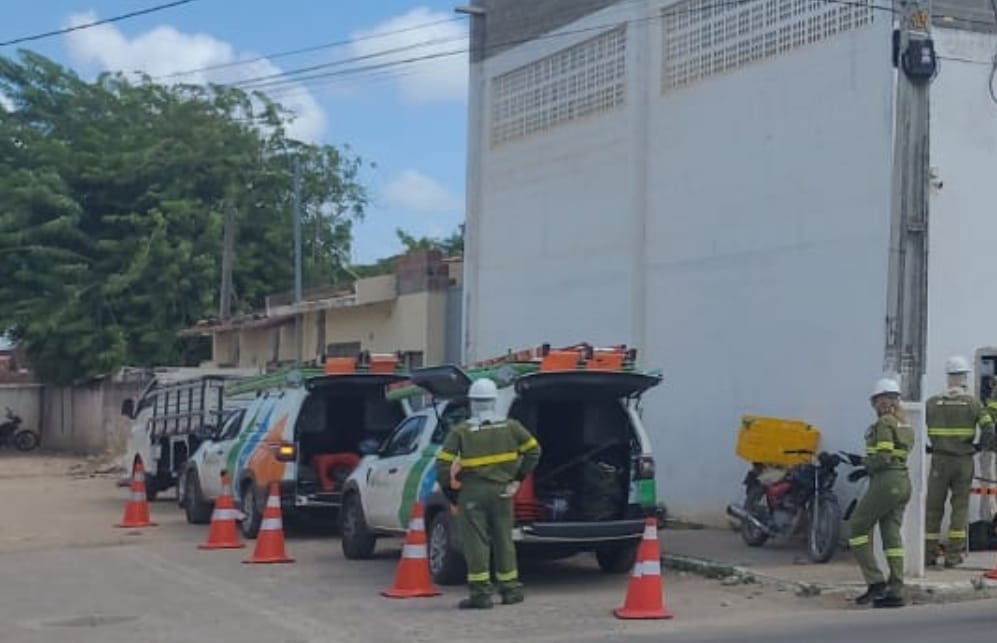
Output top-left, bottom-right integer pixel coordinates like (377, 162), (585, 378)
(740, 486), (770, 547)
(12, 430), (39, 451)
(807, 493), (842, 563)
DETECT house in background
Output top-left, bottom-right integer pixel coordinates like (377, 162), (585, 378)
(460, 0), (997, 521)
(183, 250), (464, 371)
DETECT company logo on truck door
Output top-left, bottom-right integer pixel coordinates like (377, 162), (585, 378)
(398, 445), (440, 525)
(246, 415), (291, 486)
(227, 399), (283, 490)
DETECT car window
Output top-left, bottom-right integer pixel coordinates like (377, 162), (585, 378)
(431, 402), (469, 444)
(219, 409), (246, 440)
(380, 416), (426, 457)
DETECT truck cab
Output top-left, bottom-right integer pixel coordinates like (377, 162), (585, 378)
(340, 344), (663, 584)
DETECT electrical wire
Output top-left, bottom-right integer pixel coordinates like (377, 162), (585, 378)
(0, 0), (200, 48)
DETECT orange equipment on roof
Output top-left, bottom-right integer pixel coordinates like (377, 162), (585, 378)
(473, 342), (638, 373)
(324, 351), (404, 375)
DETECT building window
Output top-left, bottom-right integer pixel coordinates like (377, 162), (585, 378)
(661, 0), (875, 93)
(490, 26), (628, 148)
(402, 351), (424, 370)
(326, 342), (362, 358)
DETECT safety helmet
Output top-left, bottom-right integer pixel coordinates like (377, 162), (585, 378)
(945, 355), (971, 374)
(468, 378), (498, 401)
(870, 377), (902, 399)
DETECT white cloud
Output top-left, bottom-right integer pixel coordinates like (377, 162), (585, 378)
(383, 169), (463, 213)
(62, 11), (326, 143)
(349, 7), (468, 104)
(0, 92), (12, 111)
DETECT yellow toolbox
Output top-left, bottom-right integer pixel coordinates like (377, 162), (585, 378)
(736, 415), (821, 467)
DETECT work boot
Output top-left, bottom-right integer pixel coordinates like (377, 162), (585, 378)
(500, 590), (524, 605)
(872, 592), (906, 608)
(944, 553), (964, 568)
(854, 582), (886, 606)
(458, 595), (494, 609)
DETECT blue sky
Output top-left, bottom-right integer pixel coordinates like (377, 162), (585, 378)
(1, 0), (470, 264)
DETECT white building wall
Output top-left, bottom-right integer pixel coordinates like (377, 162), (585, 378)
(471, 0), (898, 521)
(925, 28), (997, 396)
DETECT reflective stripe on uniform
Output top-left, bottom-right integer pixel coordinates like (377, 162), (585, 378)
(495, 569), (519, 582)
(927, 427), (976, 437)
(925, 533), (940, 540)
(436, 450), (456, 463)
(467, 571), (490, 583)
(949, 529), (967, 539)
(875, 441), (894, 452)
(885, 548), (904, 558)
(518, 437), (539, 453)
(849, 535), (870, 547)
(460, 451), (519, 468)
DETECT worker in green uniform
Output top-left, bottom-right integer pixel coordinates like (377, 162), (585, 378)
(847, 377), (914, 608)
(435, 377), (541, 609)
(924, 355), (995, 567)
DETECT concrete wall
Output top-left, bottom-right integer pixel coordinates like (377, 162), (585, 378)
(468, 0), (898, 521)
(924, 28), (997, 396)
(41, 380), (146, 455)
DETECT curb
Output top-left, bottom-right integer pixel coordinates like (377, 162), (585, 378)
(661, 552), (997, 604)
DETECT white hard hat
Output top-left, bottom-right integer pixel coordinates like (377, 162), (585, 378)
(468, 378), (498, 401)
(871, 377), (902, 399)
(945, 355), (971, 374)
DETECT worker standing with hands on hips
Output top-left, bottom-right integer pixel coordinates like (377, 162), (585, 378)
(846, 377), (914, 608)
(924, 355), (995, 567)
(435, 377), (541, 609)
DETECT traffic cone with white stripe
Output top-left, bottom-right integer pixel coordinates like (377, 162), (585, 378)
(243, 482), (294, 564)
(380, 501), (441, 598)
(613, 517), (673, 620)
(199, 471), (245, 550)
(116, 455), (157, 528)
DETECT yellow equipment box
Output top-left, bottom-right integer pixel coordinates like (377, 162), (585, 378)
(736, 415), (821, 467)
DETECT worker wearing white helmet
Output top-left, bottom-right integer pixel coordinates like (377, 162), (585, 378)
(924, 355), (995, 567)
(847, 376), (913, 608)
(435, 377), (541, 609)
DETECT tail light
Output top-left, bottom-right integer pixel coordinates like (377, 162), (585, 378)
(635, 455), (655, 480)
(274, 442), (297, 462)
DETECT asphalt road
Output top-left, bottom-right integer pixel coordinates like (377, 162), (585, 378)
(569, 599), (997, 643)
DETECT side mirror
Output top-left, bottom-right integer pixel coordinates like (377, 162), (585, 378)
(358, 439), (380, 456)
(121, 398), (134, 418)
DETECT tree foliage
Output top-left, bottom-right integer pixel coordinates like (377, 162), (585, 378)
(0, 51), (368, 384)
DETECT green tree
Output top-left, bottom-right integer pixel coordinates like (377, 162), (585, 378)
(0, 51), (368, 384)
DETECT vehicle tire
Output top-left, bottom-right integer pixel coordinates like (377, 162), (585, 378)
(146, 484), (159, 502)
(239, 481), (263, 539)
(740, 486), (770, 547)
(340, 493), (376, 559)
(428, 510), (465, 586)
(595, 542), (639, 574)
(12, 430), (38, 451)
(184, 470), (213, 525)
(807, 493), (842, 564)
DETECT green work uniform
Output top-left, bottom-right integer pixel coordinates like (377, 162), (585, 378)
(924, 392), (994, 564)
(436, 417), (541, 606)
(847, 414), (914, 600)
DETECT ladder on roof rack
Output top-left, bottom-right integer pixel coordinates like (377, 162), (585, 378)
(470, 342), (639, 372)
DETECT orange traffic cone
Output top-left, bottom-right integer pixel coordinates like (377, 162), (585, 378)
(380, 501), (441, 598)
(613, 517), (673, 620)
(116, 455), (157, 528)
(243, 482), (294, 564)
(199, 472), (245, 550)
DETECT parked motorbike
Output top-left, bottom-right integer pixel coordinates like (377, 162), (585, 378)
(726, 449), (861, 563)
(0, 406), (39, 451)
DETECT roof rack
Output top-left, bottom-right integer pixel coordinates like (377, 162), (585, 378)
(225, 351), (409, 397)
(471, 342), (639, 373)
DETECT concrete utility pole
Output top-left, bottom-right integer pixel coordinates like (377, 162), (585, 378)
(884, 0), (937, 401)
(292, 155), (304, 364)
(219, 201), (236, 320)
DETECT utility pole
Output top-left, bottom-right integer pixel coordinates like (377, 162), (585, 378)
(292, 155), (304, 364)
(884, 0), (937, 401)
(219, 201), (236, 320)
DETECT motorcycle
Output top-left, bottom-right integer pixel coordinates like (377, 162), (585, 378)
(0, 406), (39, 451)
(726, 448), (862, 563)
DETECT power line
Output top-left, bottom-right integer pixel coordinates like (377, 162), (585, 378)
(154, 15), (464, 80)
(0, 0), (200, 48)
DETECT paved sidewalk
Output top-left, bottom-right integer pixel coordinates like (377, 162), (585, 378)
(660, 525), (997, 604)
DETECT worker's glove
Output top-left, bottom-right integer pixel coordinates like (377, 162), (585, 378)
(500, 480), (521, 498)
(845, 452), (863, 467)
(847, 468), (869, 483)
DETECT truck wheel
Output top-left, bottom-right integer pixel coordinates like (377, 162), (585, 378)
(146, 484), (159, 502)
(428, 510), (465, 585)
(596, 542), (639, 574)
(239, 482), (263, 539)
(184, 470), (213, 525)
(340, 493), (376, 559)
